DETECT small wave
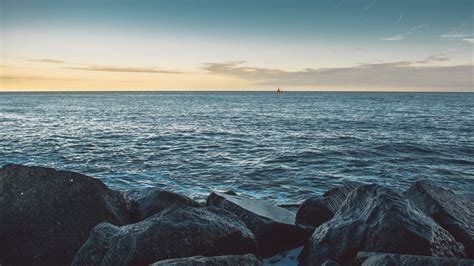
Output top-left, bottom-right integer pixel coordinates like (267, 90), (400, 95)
(372, 143), (437, 155)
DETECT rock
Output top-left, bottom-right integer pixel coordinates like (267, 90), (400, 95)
(206, 191), (307, 257)
(321, 259), (341, 266)
(72, 206), (258, 266)
(150, 254), (262, 266)
(299, 184), (466, 265)
(123, 188), (202, 221)
(278, 203), (301, 213)
(321, 182), (362, 213)
(296, 182), (361, 227)
(404, 180), (474, 258)
(356, 252), (474, 266)
(0, 164), (130, 266)
(296, 196), (333, 228)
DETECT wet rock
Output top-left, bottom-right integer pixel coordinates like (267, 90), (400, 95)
(150, 254), (262, 266)
(206, 191), (307, 257)
(0, 164), (130, 266)
(124, 188), (202, 221)
(296, 182), (361, 227)
(356, 252), (474, 266)
(404, 180), (474, 258)
(72, 206), (258, 266)
(299, 184), (466, 265)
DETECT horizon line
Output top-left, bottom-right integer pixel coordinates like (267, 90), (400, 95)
(1, 90), (473, 93)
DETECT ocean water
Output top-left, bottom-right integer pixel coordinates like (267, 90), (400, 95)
(1, 92), (473, 203)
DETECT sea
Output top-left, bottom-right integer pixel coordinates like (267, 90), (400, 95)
(1, 92), (473, 203)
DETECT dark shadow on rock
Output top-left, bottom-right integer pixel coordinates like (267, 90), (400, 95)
(296, 182), (361, 228)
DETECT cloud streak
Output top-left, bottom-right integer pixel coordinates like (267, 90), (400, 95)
(202, 59), (473, 89)
(16, 57), (184, 74)
(27, 58), (66, 64)
(65, 65), (183, 74)
(396, 12), (404, 24)
(363, 0), (377, 11)
(415, 54), (450, 64)
(0, 74), (85, 82)
(381, 24), (429, 41)
(440, 32), (474, 44)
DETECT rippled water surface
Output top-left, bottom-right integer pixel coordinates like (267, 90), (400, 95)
(1, 92), (473, 203)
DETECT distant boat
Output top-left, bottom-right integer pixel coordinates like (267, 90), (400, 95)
(276, 88), (283, 94)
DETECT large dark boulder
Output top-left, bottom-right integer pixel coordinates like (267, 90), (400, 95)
(150, 254), (262, 266)
(206, 191), (307, 257)
(123, 188), (202, 221)
(356, 252), (474, 266)
(404, 180), (474, 258)
(72, 206), (258, 266)
(299, 184), (466, 265)
(0, 164), (130, 266)
(296, 182), (361, 228)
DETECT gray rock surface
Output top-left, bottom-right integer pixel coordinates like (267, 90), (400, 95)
(150, 254), (262, 266)
(356, 252), (474, 266)
(404, 180), (474, 258)
(296, 182), (361, 227)
(206, 191), (307, 257)
(72, 205), (258, 266)
(0, 164), (130, 266)
(299, 184), (466, 265)
(124, 187), (202, 221)
(278, 203), (301, 213)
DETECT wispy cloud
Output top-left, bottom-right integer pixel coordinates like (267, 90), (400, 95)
(202, 62), (286, 80)
(0, 74), (85, 82)
(27, 58), (67, 64)
(396, 12), (404, 24)
(363, 0), (377, 11)
(415, 54), (450, 64)
(408, 24), (429, 31)
(381, 24), (429, 41)
(463, 38), (474, 44)
(202, 59), (472, 89)
(440, 16), (474, 44)
(440, 32), (474, 44)
(65, 65), (183, 74)
(380, 34), (405, 41)
(15, 57), (183, 74)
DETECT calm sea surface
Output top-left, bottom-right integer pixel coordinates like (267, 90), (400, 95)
(1, 92), (473, 203)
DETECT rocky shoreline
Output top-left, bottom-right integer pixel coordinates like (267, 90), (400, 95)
(0, 164), (472, 265)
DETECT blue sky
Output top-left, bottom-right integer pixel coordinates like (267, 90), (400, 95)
(1, 0), (473, 91)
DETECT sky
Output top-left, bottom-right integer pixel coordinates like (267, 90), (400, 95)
(0, 0), (473, 91)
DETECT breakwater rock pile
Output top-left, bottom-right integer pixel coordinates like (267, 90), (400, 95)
(0, 164), (472, 265)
